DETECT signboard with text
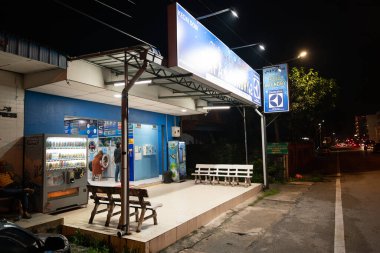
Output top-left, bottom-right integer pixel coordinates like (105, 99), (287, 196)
(267, 142), (288, 154)
(263, 63), (289, 113)
(168, 3), (261, 106)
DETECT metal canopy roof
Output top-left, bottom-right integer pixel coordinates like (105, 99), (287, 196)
(70, 45), (247, 107)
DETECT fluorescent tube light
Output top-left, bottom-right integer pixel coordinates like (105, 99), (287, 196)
(113, 80), (152, 86)
(113, 82), (125, 87)
(135, 80), (152, 85)
(181, 109), (187, 112)
(113, 94), (122, 98)
(203, 106), (231, 110)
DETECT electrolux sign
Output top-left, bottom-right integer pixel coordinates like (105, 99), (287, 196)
(168, 3), (261, 106)
(263, 63), (289, 113)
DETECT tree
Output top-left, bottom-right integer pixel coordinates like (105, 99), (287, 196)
(272, 67), (338, 141)
(289, 67), (338, 115)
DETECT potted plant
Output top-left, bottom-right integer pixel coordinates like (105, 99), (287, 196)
(163, 170), (173, 184)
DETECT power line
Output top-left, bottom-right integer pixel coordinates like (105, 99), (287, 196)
(53, 0), (155, 48)
(94, 0), (133, 18)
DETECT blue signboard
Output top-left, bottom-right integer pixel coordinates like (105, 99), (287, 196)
(263, 64), (289, 113)
(64, 119), (98, 137)
(98, 120), (121, 137)
(170, 3), (261, 106)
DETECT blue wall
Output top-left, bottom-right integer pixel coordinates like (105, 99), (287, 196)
(133, 124), (159, 180)
(25, 91), (180, 176)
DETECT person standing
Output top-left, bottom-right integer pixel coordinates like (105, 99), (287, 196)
(92, 150), (104, 181)
(114, 142), (121, 182)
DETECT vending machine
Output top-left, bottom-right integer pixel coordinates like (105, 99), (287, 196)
(24, 134), (88, 213)
(168, 141), (186, 182)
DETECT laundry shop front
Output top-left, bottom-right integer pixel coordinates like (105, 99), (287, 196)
(1, 3), (264, 249)
(23, 45), (217, 184)
(21, 3), (262, 186)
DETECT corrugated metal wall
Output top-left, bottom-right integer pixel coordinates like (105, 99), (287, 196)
(0, 32), (67, 69)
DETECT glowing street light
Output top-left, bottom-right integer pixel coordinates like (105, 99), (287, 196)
(196, 8), (238, 20)
(272, 50), (308, 65)
(298, 51), (307, 59)
(231, 43), (265, 51)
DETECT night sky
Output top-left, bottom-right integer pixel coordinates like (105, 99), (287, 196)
(1, 0), (379, 136)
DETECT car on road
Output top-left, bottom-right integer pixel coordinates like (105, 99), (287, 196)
(372, 143), (380, 153)
(364, 140), (375, 151)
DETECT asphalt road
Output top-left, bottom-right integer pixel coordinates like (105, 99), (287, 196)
(161, 150), (380, 253)
(338, 150), (380, 253)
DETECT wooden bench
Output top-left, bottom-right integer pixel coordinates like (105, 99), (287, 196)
(192, 164), (253, 187)
(87, 185), (163, 232)
(123, 188), (163, 232)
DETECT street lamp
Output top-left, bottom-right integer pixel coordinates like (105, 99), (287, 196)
(196, 8), (238, 20)
(275, 50), (308, 64)
(231, 43), (265, 51)
(298, 51), (307, 58)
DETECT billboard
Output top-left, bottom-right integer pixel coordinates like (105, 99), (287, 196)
(168, 3), (261, 106)
(263, 63), (289, 113)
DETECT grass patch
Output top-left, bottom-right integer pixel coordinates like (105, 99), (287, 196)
(249, 188), (280, 206)
(69, 229), (138, 253)
(68, 230), (110, 253)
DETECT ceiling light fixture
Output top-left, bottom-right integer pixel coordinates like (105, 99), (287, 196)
(113, 82), (125, 87)
(203, 106), (231, 110)
(181, 109), (187, 112)
(135, 80), (152, 85)
(113, 80), (152, 87)
(113, 94), (122, 98)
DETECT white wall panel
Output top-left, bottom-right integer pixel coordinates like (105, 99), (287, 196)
(0, 70), (24, 176)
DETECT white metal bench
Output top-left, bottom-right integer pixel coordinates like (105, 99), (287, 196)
(193, 164), (253, 187)
(234, 164), (253, 186)
(214, 164), (232, 185)
(191, 164), (211, 184)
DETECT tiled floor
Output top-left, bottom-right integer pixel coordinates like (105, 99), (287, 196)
(15, 179), (262, 252)
(57, 180), (261, 242)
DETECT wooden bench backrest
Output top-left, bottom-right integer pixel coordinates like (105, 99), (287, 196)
(130, 188), (149, 198)
(87, 185), (149, 203)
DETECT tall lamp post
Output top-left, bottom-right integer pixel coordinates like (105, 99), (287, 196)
(231, 43), (265, 165)
(257, 50), (308, 188)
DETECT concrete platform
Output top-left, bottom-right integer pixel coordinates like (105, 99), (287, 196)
(19, 180), (262, 253)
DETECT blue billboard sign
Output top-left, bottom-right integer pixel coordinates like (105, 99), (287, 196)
(168, 3), (261, 106)
(263, 64), (289, 113)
